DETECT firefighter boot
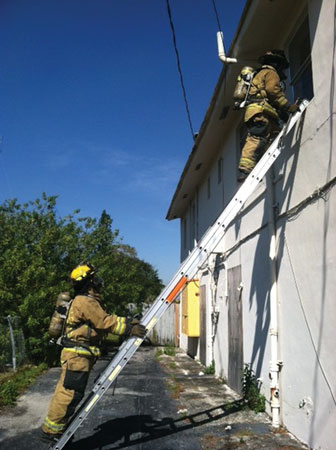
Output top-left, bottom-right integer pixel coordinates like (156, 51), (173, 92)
(237, 168), (250, 182)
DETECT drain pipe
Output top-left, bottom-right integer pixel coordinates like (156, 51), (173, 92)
(208, 255), (218, 366)
(267, 170), (282, 428)
(217, 32), (237, 64)
(208, 253), (223, 367)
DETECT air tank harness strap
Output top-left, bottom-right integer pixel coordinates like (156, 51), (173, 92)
(61, 337), (100, 358)
(247, 96), (268, 103)
(243, 97), (267, 109)
(66, 320), (92, 342)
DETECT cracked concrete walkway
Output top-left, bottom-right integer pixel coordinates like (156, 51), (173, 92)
(0, 346), (310, 449)
(157, 348), (310, 449)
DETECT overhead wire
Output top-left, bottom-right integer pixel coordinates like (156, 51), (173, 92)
(209, 0), (229, 117)
(210, 0), (227, 55)
(210, 0), (223, 36)
(165, 0), (232, 141)
(165, 0), (195, 141)
(211, 0), (254, 65)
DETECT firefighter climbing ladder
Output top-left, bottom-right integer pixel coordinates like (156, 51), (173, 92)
(51, 99), (308, 450)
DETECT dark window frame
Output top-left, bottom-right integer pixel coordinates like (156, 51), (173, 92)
(182, 217), (187, 250)
(288, 14), (314, 101)
(217, 158), (223, 184)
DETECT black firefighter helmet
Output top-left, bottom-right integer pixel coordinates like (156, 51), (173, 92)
(258, 49), (289, 69)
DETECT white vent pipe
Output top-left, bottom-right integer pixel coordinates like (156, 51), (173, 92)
(217, 32), (237, 64)
(267, 171), (281, 428)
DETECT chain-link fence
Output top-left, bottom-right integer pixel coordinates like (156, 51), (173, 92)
(0, 316), (27, 372)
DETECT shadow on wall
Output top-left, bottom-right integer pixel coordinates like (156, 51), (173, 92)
(248, 111), (306, 379)
(248, 229), (271, 378)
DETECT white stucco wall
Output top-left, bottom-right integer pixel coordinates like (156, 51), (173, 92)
(276, 191), (336, 449)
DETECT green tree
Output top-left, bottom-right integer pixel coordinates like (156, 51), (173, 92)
(0, 198), (163, 365)
(79, 210), (163, 316)
(0, 194), (84, 362)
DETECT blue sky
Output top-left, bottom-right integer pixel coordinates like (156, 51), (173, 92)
(0, 0), (246, 284)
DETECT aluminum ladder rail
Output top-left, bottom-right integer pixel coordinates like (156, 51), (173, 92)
(52, 99), (308, 450)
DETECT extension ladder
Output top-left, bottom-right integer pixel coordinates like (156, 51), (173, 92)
(51, 99), (309, 450)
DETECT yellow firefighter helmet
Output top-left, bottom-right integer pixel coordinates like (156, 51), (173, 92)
(70, 263), (96, 285)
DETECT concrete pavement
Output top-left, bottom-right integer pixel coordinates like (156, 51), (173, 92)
(0, 346), (310, 449)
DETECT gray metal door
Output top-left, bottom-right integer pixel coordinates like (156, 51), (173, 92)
(228, 265), (243, 393)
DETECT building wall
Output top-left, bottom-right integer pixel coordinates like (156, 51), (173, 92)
(276, 191), (336, 448)
(274, 2), (336, 447)
(172, 0), (336, 449)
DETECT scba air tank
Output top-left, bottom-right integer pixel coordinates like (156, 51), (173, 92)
(48, 292), (71, 339)
(233, 66), (255, 108)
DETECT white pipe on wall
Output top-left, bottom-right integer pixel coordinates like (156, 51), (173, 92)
(217, 32), (237, 64)
(267, 171), (281, 428)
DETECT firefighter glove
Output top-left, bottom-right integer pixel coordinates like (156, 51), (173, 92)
(125, 319), (147, 338)
(130, 323), (146, 338)
(278, 109), (289, 122)
(287, 103), (299, 113)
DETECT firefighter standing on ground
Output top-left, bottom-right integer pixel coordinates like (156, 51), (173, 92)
(41, 263), (146, 441)
(238, 50), (299, 181)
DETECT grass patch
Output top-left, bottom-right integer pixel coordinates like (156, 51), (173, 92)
(204, 360), (215, 375)
(155, 345), (176, 360)
(235, 430), (255, 439)
(166, 374), (184, 399)
(163, 345), (176, 356)
(154, 348), (164, 360)
(0, 363), (48, 407)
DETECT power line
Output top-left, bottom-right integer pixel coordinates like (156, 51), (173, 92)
(210, 0), (223, 33)
(165, 0), (195, 141)
(210, 0), (226, 52)
(209, 0), (230, 120)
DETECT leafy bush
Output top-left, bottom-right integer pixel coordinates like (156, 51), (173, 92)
(0, 381), (18, 405)
(0, 329), (11, 371)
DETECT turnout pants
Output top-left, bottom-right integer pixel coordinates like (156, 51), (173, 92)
(239, 113), (280, 173)
(42, 349), (94, 435)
